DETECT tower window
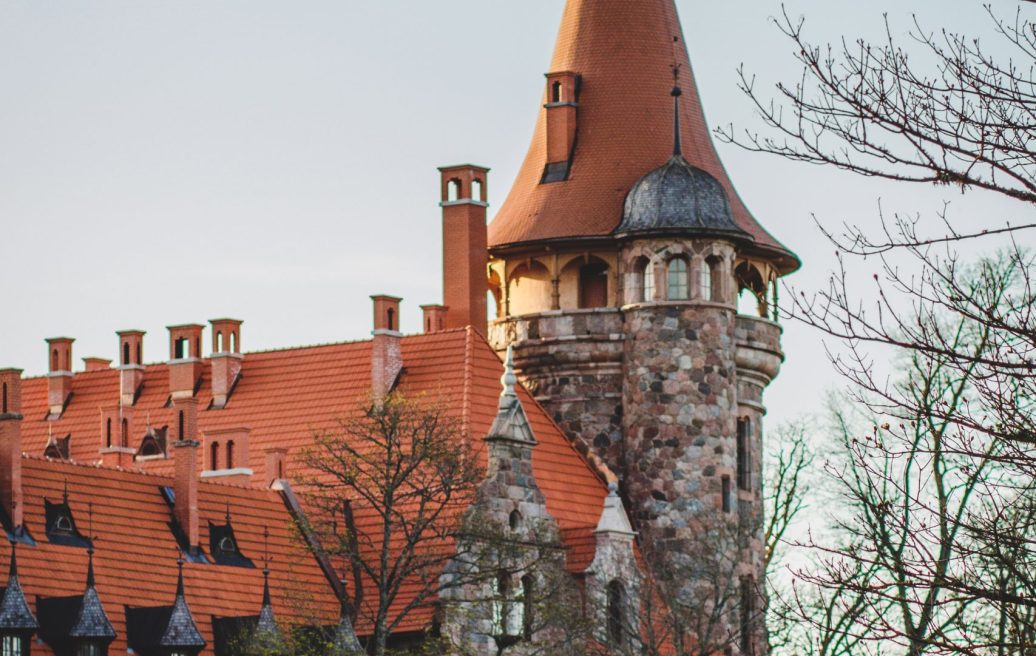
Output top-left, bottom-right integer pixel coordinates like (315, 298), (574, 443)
(174, 338), (188, 359)
(136, 343), (142, 364)
(471, 178), (483, 202)
(216, 332), (224, 352)
(106, 418), (112, 448)
(210, 442), (220, 471)
(493, 572), (525, 638)
(194, 337), (200, 358)
(76, 642), (105, 656)
(740, 576), (756, 655)
(447, 178), (461, 202)
(387, 308), (395, 331)
(521, 575), (534, 640)
(641, 260), (655, 302)
(606, 580), (626, 646)
(578, 262), (609, 309)
(737, 418), (752, 492)
(226, 440), (235, 470)
(667, 258), (688, 300)
(722, 475), (732, 513)
(178, 411), (185, 442)
(2, 634), (26, 656)
(121, 418), (128, 448)
(700, 259), (714, 301)
(551, 80), (563, 103)
(509, 510), (522, 531)
(122, 343), (130, 366)
(230, 332), (238, 352)
(51, 349), (59, 371)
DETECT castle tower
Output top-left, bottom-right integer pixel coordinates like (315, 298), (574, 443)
(480, 1), (799, 652)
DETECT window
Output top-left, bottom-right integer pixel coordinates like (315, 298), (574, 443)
(51, 349), (59, 371)
(210, 442), (220, 471)
(737, 418), (752, 492)
(493, 572), (524, 638)
(2, 635), (24, 656)
(667, 258), (688, 300)
(54, 514), (74, 534)
(551, 80), (562, 103)
(386, 308), (395, 331)
(722, 476), (732, 513)
(521, 575), (534, 640)
(230, 332), (237, 352)
(447, 178), (461, 202)
(641, 260), (655, 302)
(174, 338), (188, 359)
(606, 580), (626, 646)
(75, 642), (105, 656)
(740, 577), (756, 655)
(121, 418), (128, 448)
(194, 337), (200, 358)
(471, 178), (483, 202)
(226, 440), (235, 470)
(276, 460), (284, 479)
(136, 343), (142, 364)
(2, 383), (6, 414)
(216, 332), (224, 352)
(122, 343), (130, 365)
(105, 418), (112, 448)
(178, 411), (185, 441)
(218, 536), (236, 554)
(509, 510), (522, 531)
(700, 259), (713, 301)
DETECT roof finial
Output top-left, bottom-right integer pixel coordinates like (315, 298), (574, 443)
(225, 501), (231, 525)
(499, 345), (518, 408)
(671, 55), (683, 158)
(175, 552), (185, 597)
(63, 478), (69, 505)
(86, 542), (96, 588)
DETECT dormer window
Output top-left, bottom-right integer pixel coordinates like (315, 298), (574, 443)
(208, 517), (254, 568)
(44, 497), (91, 548)
(1, 634), (27, 656)
(551, 80), (563, 103)
(43, 434), (71, 460)
(136, 427), (168, 459)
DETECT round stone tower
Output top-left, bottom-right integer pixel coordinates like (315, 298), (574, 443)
(481, 0), (797, 652)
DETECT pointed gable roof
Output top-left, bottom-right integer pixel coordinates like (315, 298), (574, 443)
(0, 545), (38, 633)
(488, 0), (799, 273)
(160, 561), (206, 649)
(69, 549), (116, 641)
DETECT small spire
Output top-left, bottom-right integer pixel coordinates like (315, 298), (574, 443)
(262, 565), (271, 607)
(175, 554), (185, 597)
(86, 546), (96, 588)
(499, 345), (518, 409)
(8, 542), (17, 579)
(225, 501), (231, 525)
(671, 64), (683, 158)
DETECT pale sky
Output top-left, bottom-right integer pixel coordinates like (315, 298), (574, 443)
(0, 0), (1025, 430)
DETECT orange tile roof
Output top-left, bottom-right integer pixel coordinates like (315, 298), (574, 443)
(487, 0), (800, 273)
(6, 457), (340, 656)
(14, 328), (611, 639)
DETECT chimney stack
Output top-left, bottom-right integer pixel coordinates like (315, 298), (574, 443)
(420, 305), (448, 334)
(209, 318), (243, 409)
(167, 325), (204, 400)
(117, 330), (146, 406)
(438, 164), (489, 332)
(45, 337), (74, 419)
(543, 71), (580, 181)
(83, 358), (112, 372)
(172, 397), (200, 551)
(370, 295), (403, 401)
(264, 447), (288, 489)
(0, 369), (24, 529)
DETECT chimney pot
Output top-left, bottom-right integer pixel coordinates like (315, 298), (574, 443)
(209, 319), (244, 409)
(370, 296), (403, 400)
(420, 305), (449, 334)
(117, 330), (146, 406)
(0, 369), (24, 529)
(167, 325), (204, 400)
(45, 338), (75, 418)
(264, 447), (288, 489)
(438, 165), (490, 332)
(83, 357), (112, 372)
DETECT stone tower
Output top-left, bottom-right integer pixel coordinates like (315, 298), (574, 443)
(481, 0), (799, 652)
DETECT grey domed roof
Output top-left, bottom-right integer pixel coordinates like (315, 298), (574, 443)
(616, 155), (749, 237)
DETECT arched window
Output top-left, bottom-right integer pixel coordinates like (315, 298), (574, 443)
(210, 442), (220, 471)
(226, 440), (235, 470)
(737, 418), (752, 492)
(700, 259), (714, 301)
(521, 575), (534, 639)
(178, 411), (185, 441)
(51, 349), (59, 371)
(386, 308), (396, 331)
(216, 332), (224, 353)
(121, 418), (128, 448)
(667, 258), (688, 300)
(641, 260), (655, 303)
(122, 343), (130, 365)
(194, 337), (200, 358)
(230, 332), (238, 352)
(105, 418), (112, 448)
(509, 510), (522, 531)
(607, 580), (626, 646)
(722, 475), (732, 513)
(276, 460), (284, 479)
(471, 178), (483, 202)
(2, 383), (6, 414)
(136, 343), (142, 364)
(551, 80), (563, 103)
(578, 261), (609, 309)
(493, 572), (524, 638)
(174, 338), (187, 360)
(447, 178), (461, 202)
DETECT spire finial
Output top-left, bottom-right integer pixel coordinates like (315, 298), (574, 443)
(9, 541), (17, 578)
(225, 501), (231, 525)
(63, 478), (69, 505)
(86, 543), (96, 588)
(176, 553), (185, 597)
(499, 345), (518, 408)
(671, 56), (683, 158)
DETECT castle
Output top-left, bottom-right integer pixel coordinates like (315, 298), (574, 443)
(0, 1), (795, 654)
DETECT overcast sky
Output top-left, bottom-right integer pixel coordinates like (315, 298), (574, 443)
(0, 0), (1025, 430)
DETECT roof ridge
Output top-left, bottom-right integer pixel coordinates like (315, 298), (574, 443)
(460, 327), (474, 439)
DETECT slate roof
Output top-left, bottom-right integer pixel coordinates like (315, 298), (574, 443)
(487, 0), (799, 273)
(0, 547), (38, 632)
(69, 551), (116, 640)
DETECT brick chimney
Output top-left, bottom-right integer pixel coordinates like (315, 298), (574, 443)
(370, 295), (403, 401)
(438, 165), (489, 332)
(117, 330), (146, 406)
(45, 337), (74, 419)
(543, 71), (580, 181)
(82, 358), (111, 372)
(172, 397), (200, 551)
(201, 427), (252, 485)
(0, 369), (24, 529)
(167, 324), (204, 400)
(420, 304), (448, 334)
(209, 318), (243, 410)
(264, 447), (288, 489)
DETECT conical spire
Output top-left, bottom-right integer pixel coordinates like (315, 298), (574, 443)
(594, 482), (636, 537)
(0, 543), (38, 633)
(70, 548), (116, 641)
(486, 347), (535, 445)
(331, 598), (363, 655)
(159, 557), (205, 649)
(488, 0), (798, 273)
